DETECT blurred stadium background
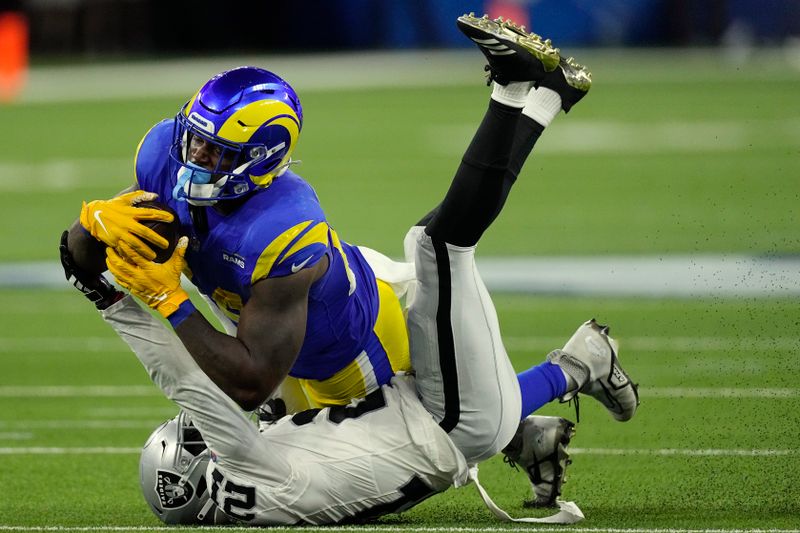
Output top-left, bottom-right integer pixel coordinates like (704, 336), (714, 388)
(0, 0), (799, 529)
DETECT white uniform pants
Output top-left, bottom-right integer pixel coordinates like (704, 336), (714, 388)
(405, 227), (522, 464)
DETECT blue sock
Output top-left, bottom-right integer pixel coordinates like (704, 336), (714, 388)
(517, 361), (568, 419)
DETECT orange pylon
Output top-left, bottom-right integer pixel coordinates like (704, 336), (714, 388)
(0, 12), (29, 103)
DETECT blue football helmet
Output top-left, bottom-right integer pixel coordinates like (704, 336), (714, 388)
(170, 66), (303, 205)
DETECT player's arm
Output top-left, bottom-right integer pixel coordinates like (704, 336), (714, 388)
(106, 238), (328, 411)
(173, 261), (327, 411)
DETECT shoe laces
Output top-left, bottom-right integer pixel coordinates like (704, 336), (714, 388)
(503, 454), (520, 471)
(569, 395), (581, 424)
(483, 64), (498, 86)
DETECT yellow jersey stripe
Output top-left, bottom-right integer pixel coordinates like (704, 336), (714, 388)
(251, 220), (313, 284)
(329, 228), (357, 295)
(278, 221), (329, 265)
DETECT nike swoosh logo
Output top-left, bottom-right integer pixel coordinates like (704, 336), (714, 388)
(291, 255), (314, 273)
(94, 210), (110, 236)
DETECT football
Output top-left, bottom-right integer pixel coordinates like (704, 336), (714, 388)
(135, 200), (181, 263)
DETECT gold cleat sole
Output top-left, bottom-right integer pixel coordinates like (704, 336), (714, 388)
(458, 13), (560, 72)
(562, 56), (593, 92)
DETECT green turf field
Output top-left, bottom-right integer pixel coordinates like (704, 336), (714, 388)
(0, 50), (798, 530)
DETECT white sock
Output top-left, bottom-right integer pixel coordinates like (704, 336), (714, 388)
(522, 86), (562, 127)
(561, 367), (579, 393)
(490, 81), (534, 108)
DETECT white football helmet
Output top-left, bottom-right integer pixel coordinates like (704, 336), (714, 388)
(139, 411), (216, 524)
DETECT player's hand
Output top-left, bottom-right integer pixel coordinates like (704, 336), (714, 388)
(59, 230), (123, 310)
(79, 190), (174, 261)
(106, 236), (190, 318)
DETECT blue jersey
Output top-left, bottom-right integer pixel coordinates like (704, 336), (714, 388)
(134, 120), (410, 406)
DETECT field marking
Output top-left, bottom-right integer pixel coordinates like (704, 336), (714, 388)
(644, 388), (800, 398)
(0, 158), (130, 192)
(84, 407), (176, 417)
(2, 335), (797, 355)
(0, 447), (140, 455)
(5, 256), (800, 296)
(0, 432), (32, 440)
(0, 446), (794, 458)
(0, 420), (164, 429)
(503, 336), (800, 352)
(427, 118), (800, 156)
(0, 337), (126, 353)
(1, 527), (799, 533)
(0, 385), (157, 397)
(4, 118), (800, 191)
(14, 49), (800, 105)
(0, 385), (797, 399)
(572, 448), (797, 457)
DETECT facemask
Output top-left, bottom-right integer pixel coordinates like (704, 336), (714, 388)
(173, 163), (221, 206)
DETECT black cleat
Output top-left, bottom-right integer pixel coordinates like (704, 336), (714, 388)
(457, 13), (560, 85)
(503, 415), (576, 508)
(536, 56), (592, 113)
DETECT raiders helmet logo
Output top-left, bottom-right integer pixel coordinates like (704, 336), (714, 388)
(155, 470), (195, 509)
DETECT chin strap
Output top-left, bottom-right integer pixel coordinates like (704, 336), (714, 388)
(196, 497), (217, 522)
(468, 465), (584, 524)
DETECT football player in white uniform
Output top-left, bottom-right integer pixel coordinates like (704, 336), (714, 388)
(60, 14), (638, 525)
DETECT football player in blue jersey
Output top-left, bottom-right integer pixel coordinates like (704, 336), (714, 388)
(63, 66), (412, 413)
(61, 14), (640, 524)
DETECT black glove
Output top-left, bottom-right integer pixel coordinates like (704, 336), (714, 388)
(59, 230), (122, 310)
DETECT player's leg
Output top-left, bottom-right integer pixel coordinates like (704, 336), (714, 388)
(421, 15), (557, 248)
(419, 20), (591, 244)
(408, 15), (565, 463)
(409, 17), (607, 466)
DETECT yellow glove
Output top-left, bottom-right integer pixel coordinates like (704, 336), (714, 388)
(80, 190), (174, 261)
(106, 236), (190, 318)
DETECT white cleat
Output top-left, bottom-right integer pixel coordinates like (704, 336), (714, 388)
(503, 415), (575, 508)
(548, 319), (639, 421)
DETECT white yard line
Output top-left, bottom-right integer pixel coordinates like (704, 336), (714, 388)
(0, 385), (157, 397)
(0, 527), (798, 532)
(644, 388), (800, 398)
(0, 447), (140, 455)
(0, 432), (32, 440)
(0, 337), (126, 353)
(2, 119), (799, 192)
(0, 446), (795, 458)
(1, 335), (797, 355)
(14, 49), (800, 105)
(5, 256), (800, 296)
(571, 448), (797, 457)
(502, 336), (800, 352)
(0, 420), (164, 429)
(0, 385), (796, 399)
(0, 158), (131, 192)
(427, 118), (800, 156)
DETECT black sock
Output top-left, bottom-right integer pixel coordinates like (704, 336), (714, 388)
(424, 100), (520, 247)
(422, 104), (545, 247)
(486, 115), (545, 225)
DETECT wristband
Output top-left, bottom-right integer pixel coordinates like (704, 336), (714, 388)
(167, 299), (197, 329)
